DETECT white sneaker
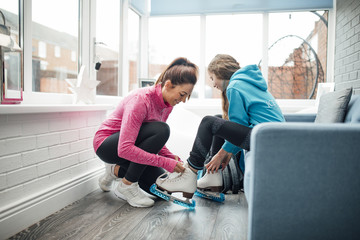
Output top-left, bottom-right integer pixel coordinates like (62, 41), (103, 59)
(98, 163), (118, 192)
(155, 167), (197, 198)
(197, 171), (223, 192)
(114, 181), (155, 208)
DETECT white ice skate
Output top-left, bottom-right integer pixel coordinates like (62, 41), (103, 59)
(150, 167), (197, 209)
(195, 170), (225, 202)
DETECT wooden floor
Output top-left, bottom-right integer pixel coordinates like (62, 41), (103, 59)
(9, 189), (248, 240)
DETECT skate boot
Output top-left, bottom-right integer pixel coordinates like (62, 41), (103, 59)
(98, 163), (119, 192)
(150, 167), (197, 209)
(114, 181), (154, 208)
(195, 171), (225, 202)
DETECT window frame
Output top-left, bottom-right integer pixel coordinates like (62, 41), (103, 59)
(18, 0), (335, 107)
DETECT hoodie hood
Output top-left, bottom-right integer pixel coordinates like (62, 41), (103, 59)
(230, 64), (267, 91)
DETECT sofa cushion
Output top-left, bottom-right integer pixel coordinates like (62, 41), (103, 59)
(344, 95), (360, 123)
(315, 87), (353, 123)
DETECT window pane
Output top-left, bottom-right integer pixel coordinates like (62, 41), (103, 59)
(128, 9), (139, 92)
(267, 11), (328, 99)
(95, 0), (120, 96)
(206, 14), (262, 98)
(32, 0), (78, 93)
(148, 16), (200, 97)
(0, 1), (20, 46)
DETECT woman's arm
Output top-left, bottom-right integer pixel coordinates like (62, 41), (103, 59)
(117, 100), (178, 172)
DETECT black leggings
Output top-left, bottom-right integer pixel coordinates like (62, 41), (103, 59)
(96, 121), (168, 193)
(188, 115), (252, 170)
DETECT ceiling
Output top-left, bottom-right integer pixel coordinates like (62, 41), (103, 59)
(131, 0), (333, 16)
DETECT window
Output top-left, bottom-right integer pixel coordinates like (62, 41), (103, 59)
(94, 0), (120, 96)
(0, 1), (20, 46)
(266, 11), (328, 99)
(54, 46), (61, 58)
(206, 14), (263, 98)
(148, 16), (200, 96)
(128, 9), (140, 92)
(38, 41), (46, 58)
(32, 0), (78, 93)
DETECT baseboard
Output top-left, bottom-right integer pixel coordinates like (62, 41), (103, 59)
(0, 168), (104, 239)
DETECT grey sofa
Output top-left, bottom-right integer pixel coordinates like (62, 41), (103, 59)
(244, 95), (360, 240)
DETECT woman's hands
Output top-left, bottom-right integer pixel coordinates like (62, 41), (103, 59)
(205, 148), (232, 173)
(173, 161), (185, 173)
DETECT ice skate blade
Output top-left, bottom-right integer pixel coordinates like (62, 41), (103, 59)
(195, 189), (225, 202)
(150, 184), (196, 210)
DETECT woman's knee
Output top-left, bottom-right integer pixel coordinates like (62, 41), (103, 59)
(154, 121), (170, 139)
(141, 121), (170, 139)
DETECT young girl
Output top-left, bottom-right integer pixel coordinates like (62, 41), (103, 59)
(154, 54), (285, 202)
(93, 57), (198, 208)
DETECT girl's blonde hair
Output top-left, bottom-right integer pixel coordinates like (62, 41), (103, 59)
(155, 57), (198, 99)
(208, 54), (240, 119)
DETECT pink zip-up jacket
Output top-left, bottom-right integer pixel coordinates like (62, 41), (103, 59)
(93, 84), (179, 172)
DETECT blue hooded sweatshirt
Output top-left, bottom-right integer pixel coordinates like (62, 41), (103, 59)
(222, 64), (285, 154)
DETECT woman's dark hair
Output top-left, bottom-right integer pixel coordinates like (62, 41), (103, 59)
(155, 57), (198, 98)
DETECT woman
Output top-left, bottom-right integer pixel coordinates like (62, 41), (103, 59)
(155, 54), (285, 200)
(93, 57), (198, 208)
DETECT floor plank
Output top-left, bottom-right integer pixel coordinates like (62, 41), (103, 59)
(9, 190), (248, 240)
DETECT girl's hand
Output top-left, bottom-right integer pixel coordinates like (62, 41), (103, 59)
(173, 161), (185, 173)
(205, 149), (232, 173)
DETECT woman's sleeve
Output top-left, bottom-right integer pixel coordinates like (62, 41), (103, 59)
(117, 99), (178, 172)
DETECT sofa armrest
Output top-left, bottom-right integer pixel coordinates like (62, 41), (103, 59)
(284, 113), (316, 122)
(246, 122), (360, 240)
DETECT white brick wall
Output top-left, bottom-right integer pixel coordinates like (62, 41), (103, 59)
(0, 110), (106, 209)
(334, 0), (360, 94)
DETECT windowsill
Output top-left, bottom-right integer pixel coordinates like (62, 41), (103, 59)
(0, 104), (114, 114)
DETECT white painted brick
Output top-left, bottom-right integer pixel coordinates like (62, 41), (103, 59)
(7, 113), (59, 122)
(79, 127), (95, 139)
(1, 136), (37, 156)
(70, 117), (87, 129)
(0, 122), (22, 140)
(0, 174), (6, 191)
(49, 117), (71, 132)
(7, 165), (38, 188)
(22, 120), (49, 136)
(70, 162), (88, 178)
(49, 168), (72, 186)
(87, 158), (104, 172)
(79, 149), (95, 162)
(70, 139), (88, 153)
(60, 130), (79, 143)
(86, 138), (94, 148)
(0, 185), (24, 208)
(0, 154), (22, 173)
(0, 140), (5, 156)
(22, 148), (49, 166)
(60, 153), (79, 169)
(86, 113), (102, 127)
(37, 132), (61, 148)
(0, 115), (7, 123)
(37, 159), (61, 177)
(48, 143), (71, 159)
